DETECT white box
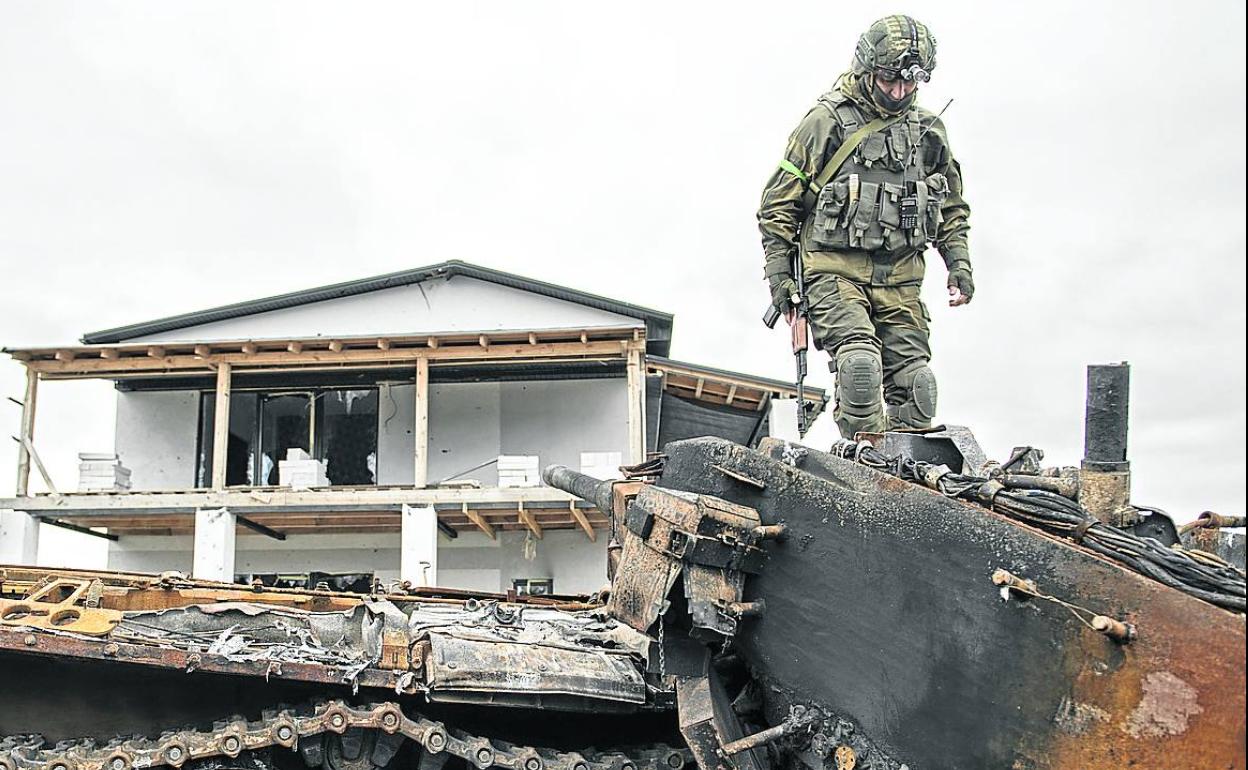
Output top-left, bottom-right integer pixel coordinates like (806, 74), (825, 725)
(278, 458), (328, 490)
(497, 455), (540, 488)
(77, 454), (132, 492)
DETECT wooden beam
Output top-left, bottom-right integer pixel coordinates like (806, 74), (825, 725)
(518, 502), (543, 539)
(580, 331), (588, 344)
(725, 383), (738, 406)
(287, 341), (303, 354)
(54, 350), (75, 363)
(99, 348), (119, 360)
(462, 503), (496, 539)
(146, 346), (165, 359)
(26, 339), (631, 376)
(0, 486), (583, 514)
(413, 358), (429, 489)
(18, 436), (58, 497)
(528, 333), (538, 346)
(14, 368), (38, 497)
(240, 343), (258, 356)
(426, 337), (439, 349)
(194, 345), (211, 358)
(569, 502), (596, 542)
(211, 362), (231, 491)
(327, 340), (343, 353)
(376, 338), (391, 351)
(694, 378), (705, 398)
(478, 335), (489, 349)
(626, 347), (646, 463)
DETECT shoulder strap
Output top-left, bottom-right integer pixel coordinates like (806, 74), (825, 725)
(801, 113), (904, 213)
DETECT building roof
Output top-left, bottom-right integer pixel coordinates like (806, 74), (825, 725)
(648, 355), (829, 419)
(81, 260), (675, 356)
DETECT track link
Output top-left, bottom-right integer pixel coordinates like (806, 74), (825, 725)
(1, 701), (689, 770)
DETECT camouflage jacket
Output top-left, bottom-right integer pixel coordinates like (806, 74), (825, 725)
(758, 89), (971, 287)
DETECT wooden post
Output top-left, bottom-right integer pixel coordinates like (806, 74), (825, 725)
(626, 346), (646, 464)
(15, 368), (38, 497)
(414, 358), (429, 488)
(211, 362), (232, 491)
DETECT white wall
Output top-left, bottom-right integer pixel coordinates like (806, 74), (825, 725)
(374, 379), (630, 487)
(427, 382), (503, 487)
(114, 390), (200, 490)
(106, 529), (607, 594)
(500, 379), (629, 470)
(127, 277), (642, 344)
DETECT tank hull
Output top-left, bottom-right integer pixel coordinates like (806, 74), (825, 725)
(654, 437), (1245, 769)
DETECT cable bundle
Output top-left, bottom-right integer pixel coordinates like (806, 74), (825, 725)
(830, 440), (1246, 612)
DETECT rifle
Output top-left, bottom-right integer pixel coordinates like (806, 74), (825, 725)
(762, 253), (814, 438)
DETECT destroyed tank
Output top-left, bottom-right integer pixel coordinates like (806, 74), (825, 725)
(2, 364), (1245, 770)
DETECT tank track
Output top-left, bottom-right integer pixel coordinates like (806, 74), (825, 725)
(0, 701), (689, 770)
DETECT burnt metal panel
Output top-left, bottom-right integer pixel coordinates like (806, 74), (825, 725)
(608, 485), (763, 637)
(676, 655), (767, 770)
(423, 634), (646, 707)
(655, 437), (1246, 770)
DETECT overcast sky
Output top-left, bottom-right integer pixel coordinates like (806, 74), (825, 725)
(1, 1), (1244, 565)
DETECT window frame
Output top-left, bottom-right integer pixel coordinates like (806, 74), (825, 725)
(195, 385), (379, 489)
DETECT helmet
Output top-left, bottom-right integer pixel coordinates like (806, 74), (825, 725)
(853, 15), (937, 83)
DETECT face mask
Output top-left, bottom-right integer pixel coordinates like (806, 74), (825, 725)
(870, 79), (917, 114)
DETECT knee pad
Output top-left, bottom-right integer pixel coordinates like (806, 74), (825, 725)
(834, 342), (883, 418)
(888, 361), (938, 428)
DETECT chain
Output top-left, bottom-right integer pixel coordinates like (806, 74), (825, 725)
(0, 700), (690, 770)
(657, 613), (666, 679)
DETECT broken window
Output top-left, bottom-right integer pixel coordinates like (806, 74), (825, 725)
(196, 393), (259, 487)
(259, 393), (312, 485)
(315, 389), (378, 486)
(197, 387), (378, 488)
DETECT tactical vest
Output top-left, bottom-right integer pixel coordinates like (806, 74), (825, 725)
(806, 94), (949, 256)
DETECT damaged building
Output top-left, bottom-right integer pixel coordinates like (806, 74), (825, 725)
(0, 260), (826, 593)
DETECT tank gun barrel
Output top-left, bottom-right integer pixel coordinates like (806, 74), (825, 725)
(542, 465), (616, 513)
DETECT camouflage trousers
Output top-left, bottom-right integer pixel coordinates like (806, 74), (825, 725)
(804, 272), (932, 437)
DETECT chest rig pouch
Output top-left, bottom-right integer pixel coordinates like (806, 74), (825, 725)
(808, 101), (948, 254)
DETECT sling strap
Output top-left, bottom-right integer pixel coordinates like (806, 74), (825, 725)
(799, 113), (904, 214)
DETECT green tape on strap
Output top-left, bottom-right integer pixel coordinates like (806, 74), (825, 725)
(778, 158), (808, 182)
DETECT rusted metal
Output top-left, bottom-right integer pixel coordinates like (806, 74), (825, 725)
(0, 625), (406, 691)
(0, 577), (122, 636)
(718, 723), (793, 757)
(832, 745), (856, 770)
(1179, 510), (1248, 534)
(1077, 467), (1133, 525)
(1, 697), (690, 770)
(0, 565), (599, 613)
(605, 483), (764, 638)
(653, 436), (1245, 770)
(1090, 614), (1136, 643)
(999, 473), (1079, 498)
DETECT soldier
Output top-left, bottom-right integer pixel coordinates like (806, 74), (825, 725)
(758, 14), (973, 439)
